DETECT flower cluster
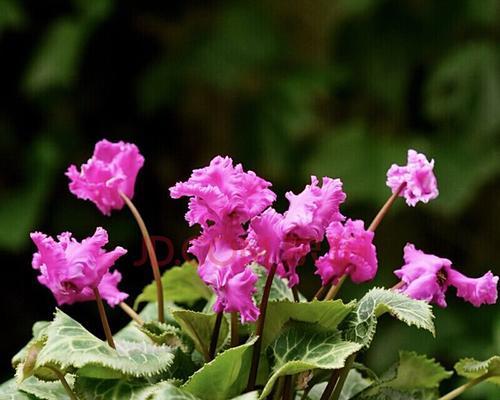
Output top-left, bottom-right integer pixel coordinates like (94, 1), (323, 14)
(32, 140), (499, 324)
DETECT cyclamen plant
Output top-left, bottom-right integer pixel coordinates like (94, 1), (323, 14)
(1, 143), (498, 400)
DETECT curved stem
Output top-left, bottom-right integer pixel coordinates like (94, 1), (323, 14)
(120, 191), (164, 323)
(209, 312), (223, 360)
(231, 312), (239, 347)
(93, 287), (115, 349)
(331, 354), (356, 400)
(368, 183), (405, 232)
(324, 275), (347, 301)
(119, 301), (144, 325)
(291, 286), (300, 302)
(247, 262), (278, 391)
(438, 373), (492, 400)
(47, 366), (78, 400)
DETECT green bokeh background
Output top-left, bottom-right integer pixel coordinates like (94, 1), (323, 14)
(0, 0), (498, 398)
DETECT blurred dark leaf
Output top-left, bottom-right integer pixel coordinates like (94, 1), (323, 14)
(0, 0), (25, 34)
(23, 18), (89, 94)
(0, 138), (60, 251)
(425, 42), (500, 137)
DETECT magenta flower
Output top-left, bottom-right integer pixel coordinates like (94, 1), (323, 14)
(283, 176), (346, 242)
(31, 228), (128, 307)
(66, 139), (145, 215)
(194, 234), (259, 323)
(170, 156), (276, 228)
(386, 149), (438, 206)
(247, 208), (285, 270)
(315, 219), (378, 286)
(206, 265), (259, 323)
(394, 244), (498, 307)
(247, 208), (311, 287)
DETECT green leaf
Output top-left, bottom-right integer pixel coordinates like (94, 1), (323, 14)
(357, 351), (451, 399)
(260, 325), (362, 399)
(455, 356), (500, 385)
(342, 288), (435, 348)
(172, 310), (229, 361)
(182, 338), (257, 400)
(383, 352), (452, 390)
(0, 379), (33, 399)
(263, 299), (355, 349)
(138, 321), (187, 348)
(18, 375), (75, 400)
(29, 309), (174, 380)
(74, 377), (161, 400)
(355, 387), (439, 400)
(134, 261), (212, 308)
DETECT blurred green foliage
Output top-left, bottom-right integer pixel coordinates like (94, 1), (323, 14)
(0, 0), (499, 397)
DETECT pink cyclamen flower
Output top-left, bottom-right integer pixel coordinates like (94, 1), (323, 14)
(208, 265), (259, 323)
(170, 156), (276, 228)
(247, 208), (311, 287)
(31, 227), (128, 307)
(315, 219), (378, 286)
(195, 235), (259, 323)
(66, 139), (144, 215)
(283, 176), (346, 242)
(386, 149), (438, 206)
(394, 243), (498, 307)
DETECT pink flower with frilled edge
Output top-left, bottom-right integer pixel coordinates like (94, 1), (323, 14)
(447, 269), (498, 307)
(169, 156), (276, 228)
(210, 265), (260, 323)
(31, 227), (128, 306)
(386, 149), (438, 207)
(190, 227), (258, 322)
(246, 208), (311, 287)
(247, 208), (285, 271)
(283, 176), (346, 242)
(394, 243), (498, 307)
(66, 139), (144, 215)
(315, 219), (378, 286)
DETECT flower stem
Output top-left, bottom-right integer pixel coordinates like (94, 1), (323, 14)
(330, 353), (356, 400)
(292, 286), (300, 302)
(209, 312), (223, 360)
(119, 301), (144, 325)
(324, 275), (347, 301)
(282, 375), (294, 400)
(438, 373), (492, 400)
(368, 183), (405, 232)
(120, 191), (164, 323)
(390, 281), (405, 291)
(93, 287), (115, 349)
(47, 366), (78, 400)
(247, 262), (278, 391)
(313, 282), (330, 300)
(231, 312), (239, 347)
(319, 368), (341, 400)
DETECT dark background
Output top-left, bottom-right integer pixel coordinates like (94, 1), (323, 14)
(0, 1), (499, 398)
